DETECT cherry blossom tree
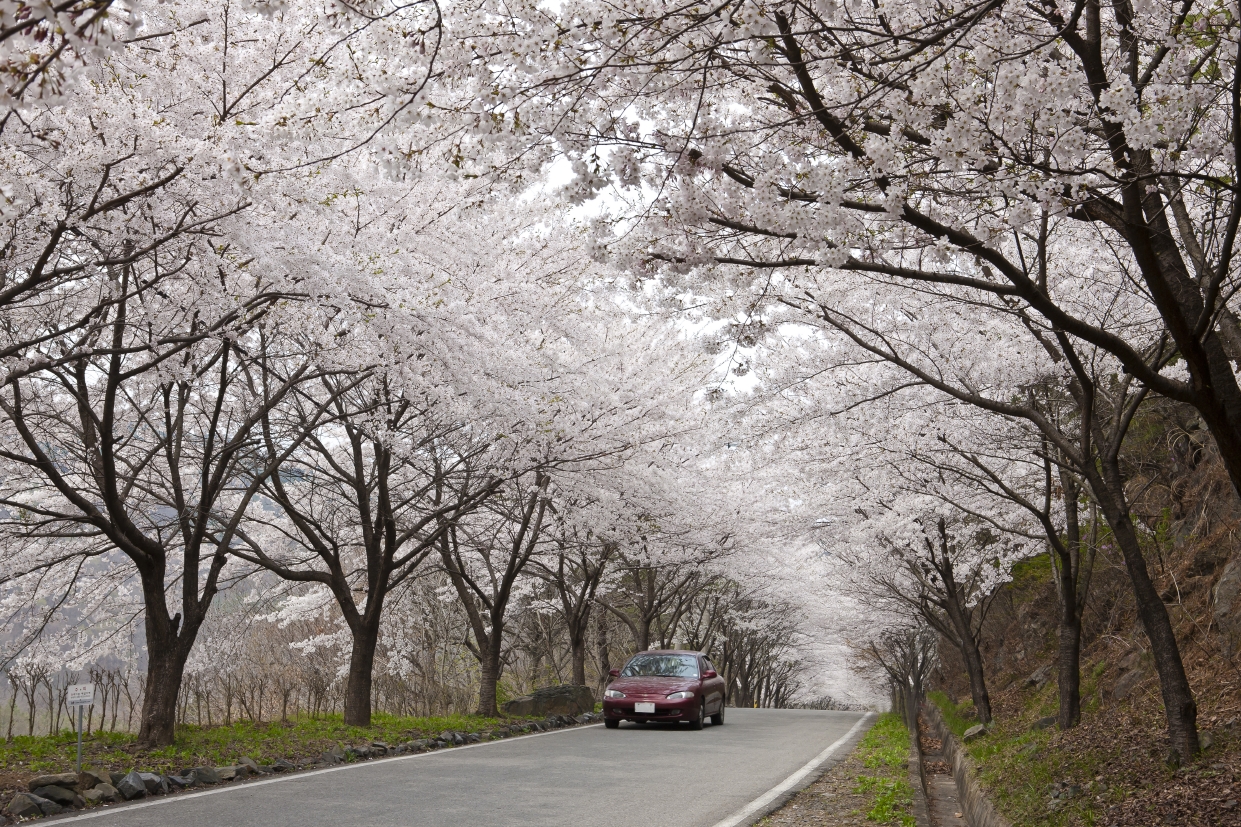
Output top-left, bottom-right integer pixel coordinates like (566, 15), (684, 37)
(0, 272), (355, 744)
(480, 0), (1241, 511)
(528, 511), (618, 687)
(234, 371), (504, 726)
(437, 0), (1241, 753)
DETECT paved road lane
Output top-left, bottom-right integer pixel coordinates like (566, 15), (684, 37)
(57, 709), (872, 827)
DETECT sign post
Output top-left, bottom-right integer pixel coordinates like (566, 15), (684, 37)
(66, 684), (95, 775)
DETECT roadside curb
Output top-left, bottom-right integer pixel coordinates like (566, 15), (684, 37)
(923, 703), (1012, 827)
(39, 720), (604, 824)
(708, 711), (877, 827)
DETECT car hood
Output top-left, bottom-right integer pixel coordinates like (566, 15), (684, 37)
(610, 676), (698, 696)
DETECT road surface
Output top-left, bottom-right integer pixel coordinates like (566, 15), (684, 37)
(57, 709), (873, 827)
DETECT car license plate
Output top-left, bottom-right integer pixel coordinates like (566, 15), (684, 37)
(634, 702), (656, 714)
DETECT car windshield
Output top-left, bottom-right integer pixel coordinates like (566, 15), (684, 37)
(620, 654), (699, 678)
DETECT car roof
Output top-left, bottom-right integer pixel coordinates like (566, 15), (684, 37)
(630, 649), (703, 656)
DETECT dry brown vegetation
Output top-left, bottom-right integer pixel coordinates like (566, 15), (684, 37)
(933, 400), (1241, 825)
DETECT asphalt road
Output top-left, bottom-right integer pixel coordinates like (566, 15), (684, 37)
(57, 709), (873, 827)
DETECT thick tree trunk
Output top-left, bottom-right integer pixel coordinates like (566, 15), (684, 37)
(903, 683), (918, 733)
(1110, 515), (1199, 760)
(1127, 184), (1241, 502)
(136, 569), (195, 748)
(137, 628), (189, 747)
(570, 634), (587, 687)
(565, 602), (590, 687)
(343, 624), (379, 727)
(476, 634), (502, 717)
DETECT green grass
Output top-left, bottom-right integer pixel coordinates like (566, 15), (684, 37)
(927, 691), (974, 738)
(1009, 553), (1053, 593)
(928, 693), (1112, 827)
(852, 713), (916, 827)
(0, 712), (522, 777)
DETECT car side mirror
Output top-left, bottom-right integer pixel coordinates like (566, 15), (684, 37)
(702, 669), (717, 679)
(609, 668), (620, 677)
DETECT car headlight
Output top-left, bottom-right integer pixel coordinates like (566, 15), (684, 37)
(604, 689), (625, 699)
(666, 691), (694, 700)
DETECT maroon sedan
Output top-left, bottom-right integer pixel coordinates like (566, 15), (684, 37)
(602, 650), (726, 730)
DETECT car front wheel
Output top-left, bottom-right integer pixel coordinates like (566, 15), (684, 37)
(688, 702), (704, 730)
(711, 704), (724, 726)
(605, 719), (620, 729)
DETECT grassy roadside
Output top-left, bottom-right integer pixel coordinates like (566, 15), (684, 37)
(754, 712), (915, 827)
(0, 712), (518, 781)
(853, 713), (916, 827)
(928, 692), (1111, 827)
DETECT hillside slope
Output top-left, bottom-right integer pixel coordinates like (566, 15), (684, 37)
(932, 400), (1241, 826)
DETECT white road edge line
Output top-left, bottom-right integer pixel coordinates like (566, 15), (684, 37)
(707, 711), (877, 827)
(51, 722), (604, 823)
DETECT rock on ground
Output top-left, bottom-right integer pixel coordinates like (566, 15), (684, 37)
(189, 766), (220, 785)
(5, 793), (46, 819)
(116, 770), (148, 800)
(1216, 558), (1241, 657)
(1111, 669), (1146, 701)
(137, 771), (166, 794)
(27, 772), (78, 791)
(5, 792), (63, 817)
(78, 769), (112, 791)
(502, 684), (595, 717)
(31, 784), (78, 805)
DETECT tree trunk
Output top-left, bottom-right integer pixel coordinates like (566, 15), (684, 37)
(595, 614), (611, 699)
(343, 623), (379, 727)
(902, 683), (918, 734)
(939, 581), (992, 725)
(1110, 515), (1199, 760)
(958, 633), (992, 725)
(137, 639), (188, 747)
(570, 633), (587, 687)
(1057, 615), (1082, 730)
(136, 572), (194, 748)
(1126, 185), (1241, 503)
(1090, 461), (1199, 760)
(476, 635), (502, 717)
(1051, 468), (1091, 731)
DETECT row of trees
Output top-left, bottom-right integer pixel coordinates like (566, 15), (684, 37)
(5, 0), (1236, 764)
(0, 0), (846, 745)
(449, 0), (1236, 764)
(1, 565), (813, 739)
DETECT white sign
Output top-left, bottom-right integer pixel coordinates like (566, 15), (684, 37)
(67, 683), (95, 707)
